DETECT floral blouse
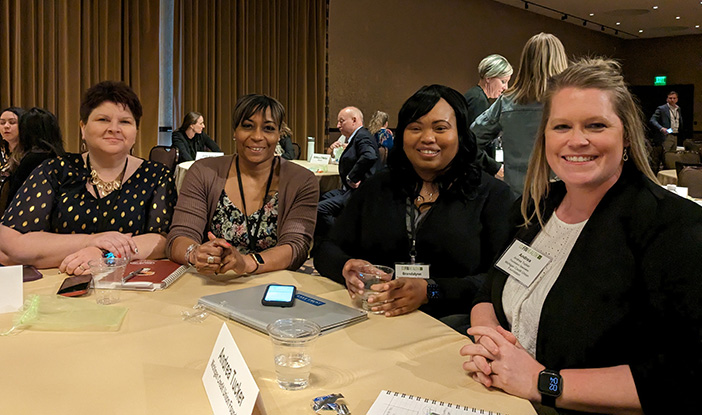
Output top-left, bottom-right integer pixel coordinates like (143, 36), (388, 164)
(210, 190), (279, 254)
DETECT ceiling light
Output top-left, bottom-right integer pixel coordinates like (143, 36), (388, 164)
(697, 25), (700, 28)
(676, 16), (681, 20)
(639, 29), (644, 33)
(653, 6), (659, 10)
(589, 13), (594, 16)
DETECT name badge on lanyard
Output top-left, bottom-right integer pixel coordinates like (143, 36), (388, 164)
(395, 263), (430, 279)
(495, 240), (551, 287)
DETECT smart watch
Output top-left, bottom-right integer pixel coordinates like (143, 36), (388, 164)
(426, 278), (441, 301)
(538, 369), (562, 407)
(249, 252), (265, 273)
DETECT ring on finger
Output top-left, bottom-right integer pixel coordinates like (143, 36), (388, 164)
(207, 256), (215, 264)
(79, 264), (86, 271)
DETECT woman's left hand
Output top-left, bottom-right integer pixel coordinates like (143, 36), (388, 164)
(462, 326), (544, 401)
(368, 277), (428, 316)
(60, 246), (104, 275)
(206, 232), (251, 275)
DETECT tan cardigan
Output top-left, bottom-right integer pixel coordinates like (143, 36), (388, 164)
(166, 156), (319, 270)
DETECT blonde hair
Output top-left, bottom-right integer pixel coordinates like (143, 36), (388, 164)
(521, 57), (658, 227)
(478, 54), (513, 79)
(505, 33), (568, 105)
(367, 110), (389, 135)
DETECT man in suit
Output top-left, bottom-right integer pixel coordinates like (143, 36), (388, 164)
(649, 91), (682, 173)
(316, 106), (379, 238)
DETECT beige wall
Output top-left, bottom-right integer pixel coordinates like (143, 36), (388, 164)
(329, 0), (702, 139)
(329, 0), (621, 136)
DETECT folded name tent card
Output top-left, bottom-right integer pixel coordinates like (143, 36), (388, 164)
(0, 265), (23, 314)
(203, 323), (260, 415)
(309, 153), (331, 164)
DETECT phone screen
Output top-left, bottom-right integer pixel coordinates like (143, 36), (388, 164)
(261, 284), (296, 307)
(57, 275), (93, 297)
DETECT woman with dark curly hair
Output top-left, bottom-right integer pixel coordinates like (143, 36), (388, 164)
(314, 84), (513, 322)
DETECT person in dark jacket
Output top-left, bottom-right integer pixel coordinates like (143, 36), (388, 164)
(461, 58), (702, 415)
(171, 111), (221, 162)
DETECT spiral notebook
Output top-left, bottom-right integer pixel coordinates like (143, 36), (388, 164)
(119, 259), (189, 291)
(367, 390), (507, 415)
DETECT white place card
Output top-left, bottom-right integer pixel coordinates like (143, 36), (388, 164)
(203, 323), (260, 415)
(0, 265), (23, 313)
(196, 151), (225, 160)
(309, 153), (331, 164)
(495, 240), (551, 287)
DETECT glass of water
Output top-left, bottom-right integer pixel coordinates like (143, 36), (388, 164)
(89, 257), (128, 305)
(266, 318), (320, 390)
(359, 264), (394, 314)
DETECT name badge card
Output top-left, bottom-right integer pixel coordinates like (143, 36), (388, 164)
(0, 265), (23, 314)
(309, 153), (331, 164)
(203, 323), (260, 415)
(495, 240), (550, 287)
(395, 263), (430, 279)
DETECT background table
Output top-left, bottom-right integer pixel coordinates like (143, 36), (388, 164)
(0, 270), (535, 415)
(656, 169), (677, 185)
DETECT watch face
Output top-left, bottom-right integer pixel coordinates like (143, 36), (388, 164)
(538, 371), (562, 397)
(253, 253), (265, 265)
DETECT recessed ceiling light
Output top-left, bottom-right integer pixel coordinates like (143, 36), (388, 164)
(676, 16), (681, 19)
(589, 13), (595, 16)
(616, 22), (621, 25)
(653, 6), (659, 9)
(697, 25), (700, 28)
(639, 29), (644, 33)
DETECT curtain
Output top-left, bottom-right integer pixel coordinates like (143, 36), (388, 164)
(173, 0), (327, 157)
(0, 0), (160, 157)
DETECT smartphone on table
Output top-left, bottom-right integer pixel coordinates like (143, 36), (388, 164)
(261, 284), (297, 307)
(57, 275), (93, 297)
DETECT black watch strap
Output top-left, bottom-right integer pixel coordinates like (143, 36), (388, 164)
(426, 278), (441, 301)
(538, 369), (562, 408)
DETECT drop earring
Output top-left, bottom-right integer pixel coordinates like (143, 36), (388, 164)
(622, 147), (629, 162)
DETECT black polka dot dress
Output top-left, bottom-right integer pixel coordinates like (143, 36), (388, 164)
(1, 154), (176, 235)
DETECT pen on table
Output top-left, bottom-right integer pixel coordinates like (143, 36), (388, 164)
(122, 268), (145, 284)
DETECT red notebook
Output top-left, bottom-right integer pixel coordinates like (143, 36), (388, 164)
(121, 259), (189, 291)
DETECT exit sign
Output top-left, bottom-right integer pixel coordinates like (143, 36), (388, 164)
(654, 76), (667, 86)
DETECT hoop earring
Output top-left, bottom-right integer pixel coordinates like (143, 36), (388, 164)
(622, 147), (629, 162)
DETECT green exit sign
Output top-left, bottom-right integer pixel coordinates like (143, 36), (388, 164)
(654, 76), (667, 86)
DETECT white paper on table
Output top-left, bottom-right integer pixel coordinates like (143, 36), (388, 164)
(0, 265), (23, 313)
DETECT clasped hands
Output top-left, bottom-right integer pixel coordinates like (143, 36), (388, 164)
(342, 259), (428, 317)
(460, 326), (544, 402)
(190, 232), (252, 276)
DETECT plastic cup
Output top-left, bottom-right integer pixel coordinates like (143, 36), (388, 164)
(89, 257), (128, 305)
(359, 264), (394, 314)
(266, 318), (320, 390)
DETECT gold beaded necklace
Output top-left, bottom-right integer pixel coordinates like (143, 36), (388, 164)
(87, 155), (128, 198)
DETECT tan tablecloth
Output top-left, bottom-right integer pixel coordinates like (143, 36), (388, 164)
(0, 270), (534, 415)
(657, 169), (677, 185)
(174, 160), (196, 193)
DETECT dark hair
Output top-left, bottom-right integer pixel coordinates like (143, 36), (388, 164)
(1, 107), (26, 119)
(79, 81), (143, 127)
(18, 108), (66, 157)
(178, 111), (203, 132)
(668, 91), (678, 97)
(232, 94), (285, 130)
(387, 84), (481, 201)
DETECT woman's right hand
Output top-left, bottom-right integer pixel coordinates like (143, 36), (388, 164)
(90, 232), (138, 259)
(341, 259), (372, 298)
(189, 232), (228, 275)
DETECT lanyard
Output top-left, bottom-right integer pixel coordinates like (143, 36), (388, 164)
(236, 155), (276, 252)
(406, 199), (433, 264)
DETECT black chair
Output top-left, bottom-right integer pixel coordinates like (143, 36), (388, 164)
(149, 145), (179, 171)
(291, 142), (301, 159)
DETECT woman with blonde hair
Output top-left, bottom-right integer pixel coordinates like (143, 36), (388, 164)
(472, 33), (568, 195)
(461, 58), (701, 414)
(367, 110), (394, 150)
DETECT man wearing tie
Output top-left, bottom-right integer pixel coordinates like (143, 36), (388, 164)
(316, 106), (379, 239)
(649, 91), (682, 173)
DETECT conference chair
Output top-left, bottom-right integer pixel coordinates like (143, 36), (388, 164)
(149, 145), (180, 171)
(677, 165), (702, 198)
(664, 150), (700, 170)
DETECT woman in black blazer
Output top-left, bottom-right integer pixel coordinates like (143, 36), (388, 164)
(171, 111), (221, 162)
(461, 59), (702, 414)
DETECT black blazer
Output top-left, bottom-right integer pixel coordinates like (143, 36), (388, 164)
(477, 164), (702, 414)
(650, 104), (682, 145)
(171, 130), (221, 162)
(338, 127), (380, 189)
